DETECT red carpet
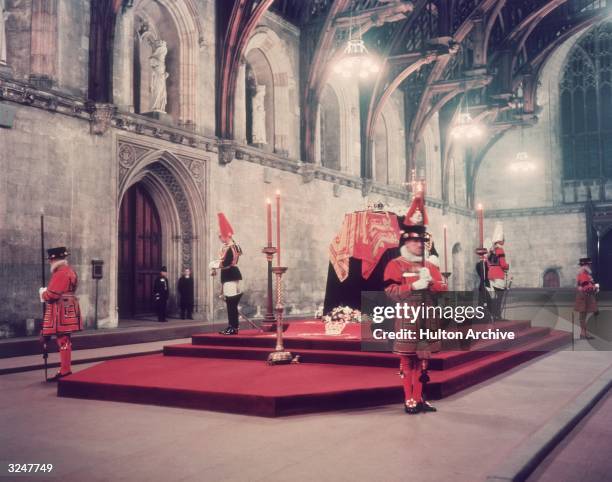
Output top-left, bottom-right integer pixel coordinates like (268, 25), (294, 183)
(58, 320), (571, 417)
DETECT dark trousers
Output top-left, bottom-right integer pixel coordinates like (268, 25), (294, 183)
(225, 294), (242, 329)
(156, 299), (167, 321)
(492, 288), (506, 320)
(180, 303), (193, 319)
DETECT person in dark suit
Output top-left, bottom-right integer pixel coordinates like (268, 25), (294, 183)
(153, 266), (169, 322)
(178, 267), (194, 319)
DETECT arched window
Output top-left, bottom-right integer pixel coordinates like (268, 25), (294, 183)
(543, 269), (560, 288)
(374, 114), (389, 183)
(560, 21), (612, 180)
(319, 84), (341, 170)
(245, 48), (275, 153)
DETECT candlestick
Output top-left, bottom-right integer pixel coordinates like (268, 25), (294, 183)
(477, 203), (484, 248)
(443, 225), (448, 274)
(266, 198), (272, 247)
(276, 190), (281, 267)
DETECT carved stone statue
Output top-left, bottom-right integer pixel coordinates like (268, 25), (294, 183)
(252, 84), (267, 144)
(0, 0), (7, 65)
(149, 39), (169, 112)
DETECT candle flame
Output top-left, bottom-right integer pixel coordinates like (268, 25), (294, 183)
(275, 190), (281, 196)
(266, 198), (271, 204)
(477, 203), (483, 210)
(443, 225), (447, 229)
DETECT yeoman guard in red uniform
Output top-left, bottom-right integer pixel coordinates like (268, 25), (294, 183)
(384, 186), (447, 414)
(39, 247), (82, 381)
(575, 257), (599, 340)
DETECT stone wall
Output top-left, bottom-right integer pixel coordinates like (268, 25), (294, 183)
(0, 102), (114, 337)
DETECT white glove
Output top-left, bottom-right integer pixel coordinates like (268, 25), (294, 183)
(209, 260), (221, 270)
(595, 283), (600, 293)
(412, 278), (429, 290)
(418, 267), (432, 282)
(39, 287), (47, 303)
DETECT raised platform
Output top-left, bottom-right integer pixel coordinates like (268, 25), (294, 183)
(58, 320), (571, 417)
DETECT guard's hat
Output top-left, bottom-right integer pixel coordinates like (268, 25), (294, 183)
(400, 183), (428, 241)
(47, 247), (69, 260)
(217, 212), (234, 241)
(579, 257), (592, 266)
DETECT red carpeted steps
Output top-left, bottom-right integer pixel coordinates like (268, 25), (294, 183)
(163, 325), (553, 369)
(57, 320), (571, 417)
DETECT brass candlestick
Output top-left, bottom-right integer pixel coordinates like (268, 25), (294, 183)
(262, 246), (277, 325)
(267, 266), (296, 365)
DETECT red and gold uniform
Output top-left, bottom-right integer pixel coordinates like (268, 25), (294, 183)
(575, 264), (598, 313)
(383, 185), (448, 414)
(40, 247), (82, 381)
(574, 257), (598, 340)
(488, 245), (509, 288)
(384, 256), (447, 356)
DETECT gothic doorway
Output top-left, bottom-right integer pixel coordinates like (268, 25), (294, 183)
(118, 182), (162, 318)
(599, 229), (612, 290)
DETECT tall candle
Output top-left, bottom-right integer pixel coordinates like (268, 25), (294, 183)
(477, 203), (484, 248)
(443, 225), (448, 273)
(276, 190), (281, 266)
(266, 198), (272, 247)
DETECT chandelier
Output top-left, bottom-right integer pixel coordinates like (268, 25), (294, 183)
(450, 92), (484, 140)
(509, 151), (536, 173)
(508, 125), (535, 173)
(450, 112), (483, 139)
(333, 20), (379, 80)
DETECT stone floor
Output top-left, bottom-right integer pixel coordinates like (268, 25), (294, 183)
(528, 391), (612, 482)
(0, 343), (611, 482)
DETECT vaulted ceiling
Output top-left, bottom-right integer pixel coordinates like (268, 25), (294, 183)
(91, 0), (611, 204)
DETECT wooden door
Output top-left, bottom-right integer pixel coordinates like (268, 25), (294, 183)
(118, 183), (162, 318)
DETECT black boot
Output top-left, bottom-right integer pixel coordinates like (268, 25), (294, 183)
(219, 326), (238, 335)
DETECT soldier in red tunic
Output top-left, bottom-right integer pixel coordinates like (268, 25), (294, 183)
(384, 187), (447, 414)
(210, 213), (243, 335)
(487, 222), (510, 321)
(575, 257), (598, 339)
(39, 247), (82, 381)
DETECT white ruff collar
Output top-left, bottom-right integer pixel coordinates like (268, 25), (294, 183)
(50, 259), (67, 273)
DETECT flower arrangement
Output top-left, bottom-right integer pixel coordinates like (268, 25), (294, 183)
(323, 306), (362, 323)
(323, 306), (361, 335)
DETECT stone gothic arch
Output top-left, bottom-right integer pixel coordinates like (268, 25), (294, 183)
(240, 26), (298, 158)
(114, 141), (208, 320)
(113, 0), (200, 127)
(316, 78), (360, 175)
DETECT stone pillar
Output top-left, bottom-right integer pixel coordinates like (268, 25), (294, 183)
(234, 58), (247, 144)
(0, 0), (7, 65)
(112, 6), (134, 111)
(30, 0), (58, 89)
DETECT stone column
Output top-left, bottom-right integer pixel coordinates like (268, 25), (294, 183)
(0, 0), (7, 65)
(30, 0), (58, 89)
(234, 58), (247, 144)
(112, 5), (134, 111)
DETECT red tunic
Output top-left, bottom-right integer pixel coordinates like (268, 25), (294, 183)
(575, 268), (598, 313)
(383, 257), (447, 356)
(42, 263), (82, 335)
(488, 246), (509, 283)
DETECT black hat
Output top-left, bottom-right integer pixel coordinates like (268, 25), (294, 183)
(47, 247), (69, 260)
(399, 218), (426, 241)
(579, 257), (592, 266)
(161, 266), (167, 272)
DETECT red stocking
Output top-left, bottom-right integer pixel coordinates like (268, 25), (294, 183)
(57, 335), (72, 375)
(399, 356), (414, 402)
